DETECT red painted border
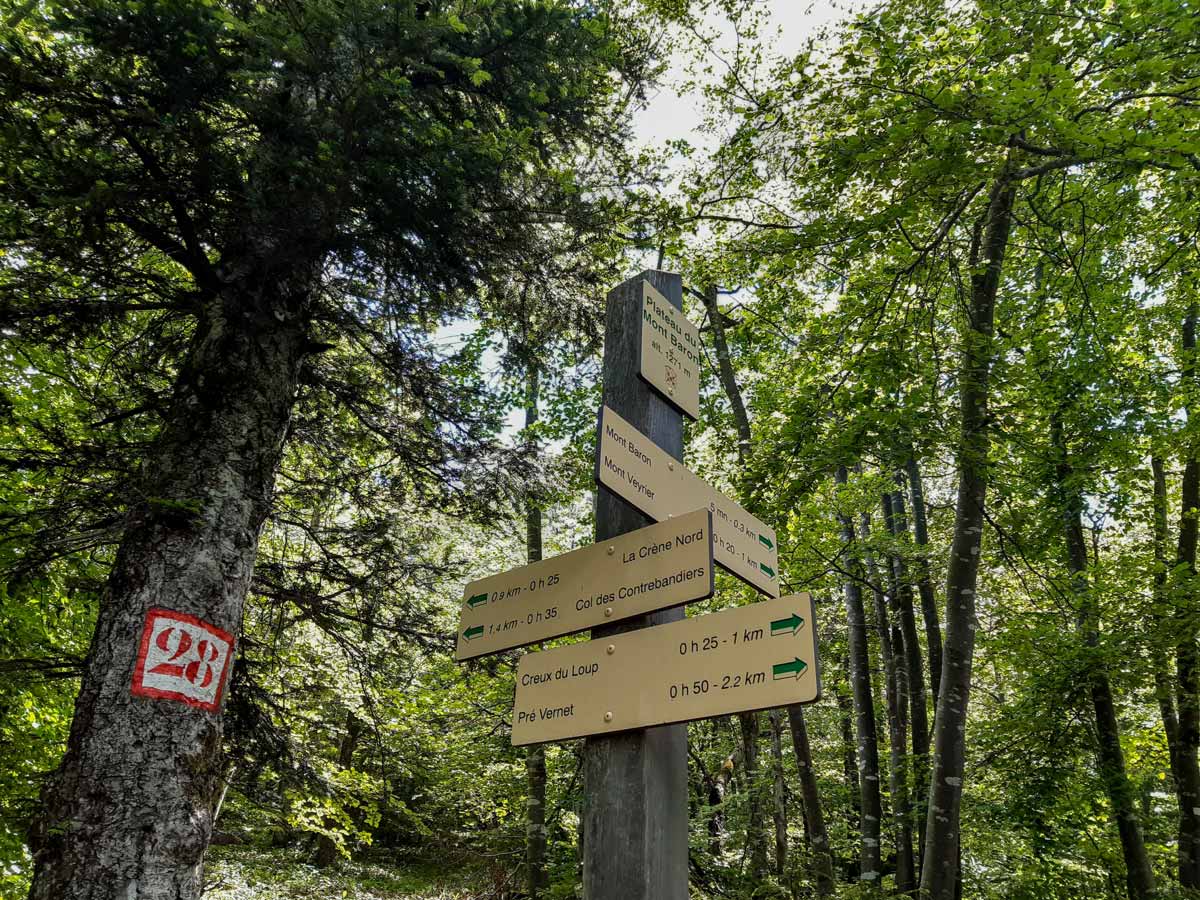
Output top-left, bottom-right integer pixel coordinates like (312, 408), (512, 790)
(131, 607), (235, 713)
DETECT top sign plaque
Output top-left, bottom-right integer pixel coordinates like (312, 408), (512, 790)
(639, 280), (700, 420)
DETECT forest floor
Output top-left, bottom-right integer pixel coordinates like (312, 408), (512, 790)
(202, 845), (495, 899)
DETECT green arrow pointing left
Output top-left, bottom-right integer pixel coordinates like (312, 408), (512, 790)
(466, 592), (488, 608)
(760, 562), (776, 578)
(772, 658), (807, 680)
(463, 625), (484, 641)
(770, 614), (805, 636)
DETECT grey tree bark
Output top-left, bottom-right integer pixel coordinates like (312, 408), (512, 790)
(905, 457), (944, 709)
(30, 285), (311, 900)
(584, 270), (687, 900)
(833, 682), (862, 848)
(859, 508), (915, 892)
(1152, 455), (1187, 877)
(1175, 303), (1200, 890)
(787, 705), (836, 897)
(740, 711), (770, 879)
(1050, 416), (1156, 900)
(769, 709), (788, 883)
(920, 172), (1017, 900)
(834, 466), (884, 887)
(884, 484), (930, 864)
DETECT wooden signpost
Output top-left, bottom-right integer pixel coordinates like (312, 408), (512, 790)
(453, 270), (818, 900)
(512, 593), (819, 745)
(455, 509), (713, 660)
(596, 404), (780, 597)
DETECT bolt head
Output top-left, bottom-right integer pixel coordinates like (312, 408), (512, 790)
(604, 712), (613, 722)
(606, 644), (615, 655)
(604, 607), (613, 618)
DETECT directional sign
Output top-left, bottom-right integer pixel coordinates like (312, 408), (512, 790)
(595, 405), (780, 597)
(512, 593), (820, 745)
(639, 280), (700, 420)
(455, 509), (714, 661)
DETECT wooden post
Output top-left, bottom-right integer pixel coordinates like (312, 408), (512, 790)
(583, 270), (688, 900)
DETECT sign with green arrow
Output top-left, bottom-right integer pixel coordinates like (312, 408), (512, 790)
(512, 593), (820, 746)
(595, 405), (781, 598)
(455, 509), (714, 661)
(772, 658), (808, 680)
(770, 613), (805, 636)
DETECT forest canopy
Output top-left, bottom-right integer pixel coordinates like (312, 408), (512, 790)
(1, 0), (1199, 898)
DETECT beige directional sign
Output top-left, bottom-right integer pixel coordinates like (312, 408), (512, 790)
(639, 280), (700, 420)
(595, 405), (780, 597)
(512, 593), (819, 745)
(455, 509), (714, 661)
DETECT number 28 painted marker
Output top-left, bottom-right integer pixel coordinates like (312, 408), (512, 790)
(131, 607), (235, 712)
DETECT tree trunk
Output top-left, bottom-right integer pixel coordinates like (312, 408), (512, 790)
(712, 748), (738, 858)
(905, 456), (944, 710)
(788, 706), (836, 897)
(523, 363), (550, 900)
(835, 466), (884, 887)
(702, 284), (752, 466)
(834, 682), (862, 840)
(859, 508), (915, 893)
(1052, 417), (1156, 899)
(920, 172), (1017, 900)
(1177, 303), (1200, 889)
(1152, 455), (1186, 852)
(741, 711), (769, 879)
(885, 483), (931, 866)
(769, 709), (788, 883)
(314, 713), (363, 867)
(30, 288), (310, 900)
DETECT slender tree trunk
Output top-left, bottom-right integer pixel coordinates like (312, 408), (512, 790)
(834, 682), (863, 843)
(1052, 418), (1156, 899)
(30, 288), (310, 900)
(885, 484), (931, 866)
(788, 706), (836, 897)
(905, 456), (944, 709)
(769, 709), (788, 883)
(835, 466), (884, 887)
(314, 714), (363, 867)
(920, 172), (1017, 900)
(859, 509), (916, 893)
(1152, 456), (1185, 826)
(702, 284), (752, 466)
(712, 749), (738, 858)
(741, 712), (769, 879)
(522, 363), (550, 899)
(1177, 303), (1200, 889)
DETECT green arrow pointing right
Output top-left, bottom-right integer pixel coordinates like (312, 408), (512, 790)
(466, 592), (488, 609)
(759, 562), (776, 578)
(463, 625), (484, 641)
(770, 613), (805, 636)
(772, 658), (808, 680)
(759, 534), (774, 551)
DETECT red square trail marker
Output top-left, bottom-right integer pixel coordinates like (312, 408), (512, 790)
(131, 607), (234, 712)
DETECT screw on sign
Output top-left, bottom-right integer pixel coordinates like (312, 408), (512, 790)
(131, 607), (235, 712)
